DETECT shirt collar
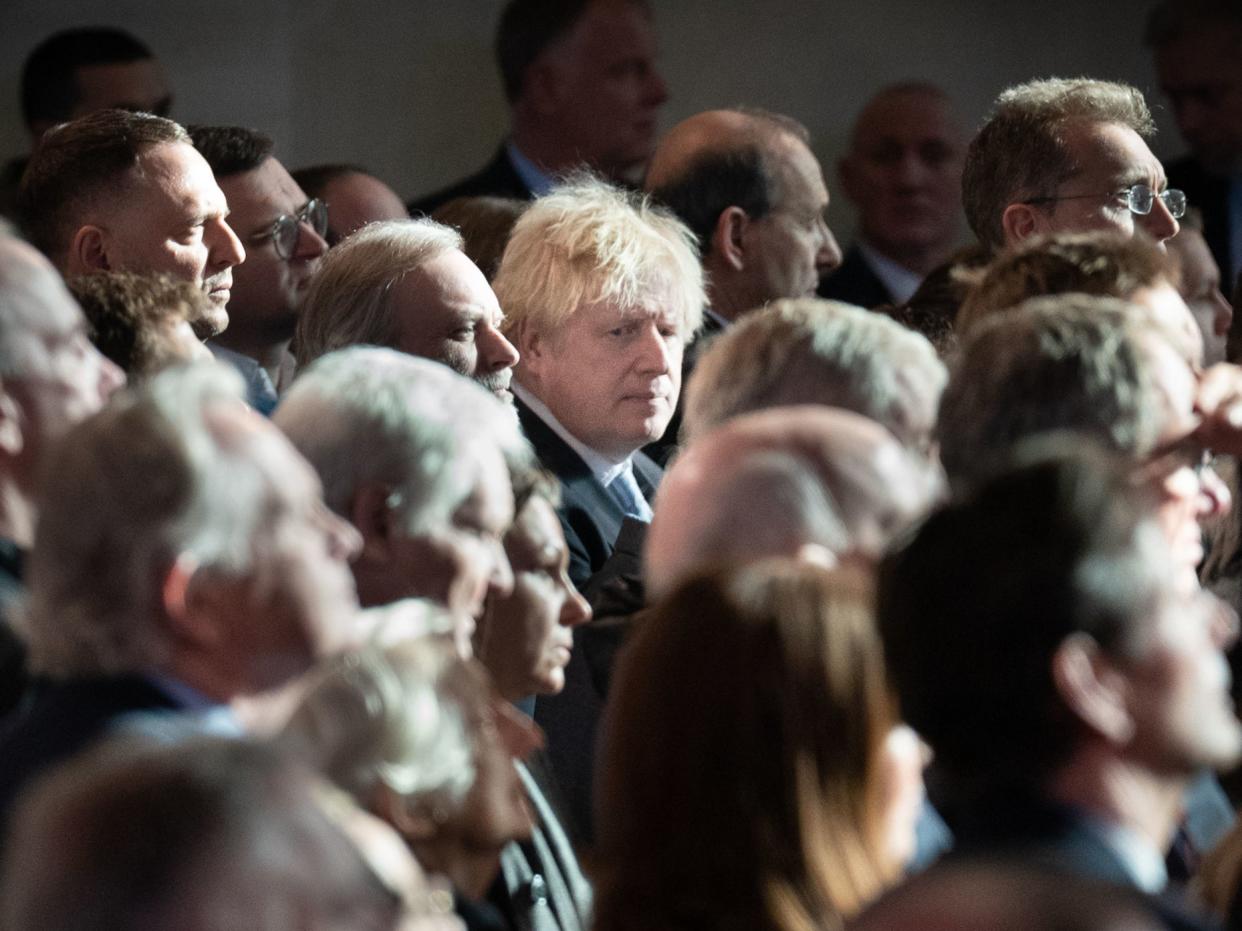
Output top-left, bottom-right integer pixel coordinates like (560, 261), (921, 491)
(1079, 813), (1168, 894)
(704, 307), (732, 331)
(505, 141), (557, 198)
(513, 381), (631, 485)
(856, 239), (924, 305)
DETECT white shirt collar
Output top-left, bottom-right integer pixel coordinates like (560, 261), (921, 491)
(857, 240), (924, 305)
(513, 381), (632, 486)
(1079, 814), (1168, 894)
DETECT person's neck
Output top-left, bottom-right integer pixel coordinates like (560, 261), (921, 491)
(705, 271), (763, 324)
(863, 237), (956, 278)
(510, 120), (631, 183)
(1047, 746), (1187, 852)
(410, 837), (503, 901)
(213, 329), (294, 387)
(0, 476), (36, 549)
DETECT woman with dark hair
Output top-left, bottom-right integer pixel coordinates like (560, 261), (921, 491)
(592, 560), (924, 931)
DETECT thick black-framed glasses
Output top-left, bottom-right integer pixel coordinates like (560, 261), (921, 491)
(1025, 183), (1187, 219)
(250, 199), (328, 259)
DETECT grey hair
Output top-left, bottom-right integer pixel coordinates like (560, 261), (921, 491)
(281, 635), (477, 809)
(938, 294), (1167, 491)
(22, 362), (278, 676)
(295, 218), (464, 367)
(275, 347), (529, 534)
(685, 298), (946, 452)
(0, 235), (84, 376)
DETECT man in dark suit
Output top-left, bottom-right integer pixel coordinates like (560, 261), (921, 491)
(492, 176), (704, 591)
(1147, 1), (1242, 292)
(409, 0), (668, 215)
(822, 83), (965, 308)
(643, 108), (842, 463)
(879, 448), (1241, 915)
(0, 363), (363, 825)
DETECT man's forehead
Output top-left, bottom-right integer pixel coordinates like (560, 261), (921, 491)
(72, 58), (172, 116)
(220, 156), (309, 226)
(1062, 119), (1163, 184)
(768, 134), (828, 205)
(131, 141), (226, 212)
(855, 91), (959, 145)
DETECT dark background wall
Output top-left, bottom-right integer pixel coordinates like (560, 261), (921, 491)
(2, 0), (1180, 240)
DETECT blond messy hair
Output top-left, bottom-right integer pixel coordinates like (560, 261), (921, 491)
(493, 174), (705, 341)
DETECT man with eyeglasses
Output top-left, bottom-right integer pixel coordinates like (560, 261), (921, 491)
(963, 77), (1184, 255)
(190, 125), (329, 414)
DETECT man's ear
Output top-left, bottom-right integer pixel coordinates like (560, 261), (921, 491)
(350, 481), (393, 562)
(162, 553), (225, 650)
(1001, 202), (1048, 246)
(521, 59), (566, 118)
(1051, 632), (1135, 744)
(516, 321), (552, 380)
(0, 386), (25, 458)
(712, 206), (751, 272)
(66, 225), (112, 275)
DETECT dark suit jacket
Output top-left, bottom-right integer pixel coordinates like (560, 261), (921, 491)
(817, 244), (896, 309)
(0, 675), (182, 826)
(408, 145), (533, 217)
(515, 397), (660, 591)
(1168, 156), (1235, 290)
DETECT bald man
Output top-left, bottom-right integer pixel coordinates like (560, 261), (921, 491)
(823, 83), (966, 308)
(642, 108), (842, 462)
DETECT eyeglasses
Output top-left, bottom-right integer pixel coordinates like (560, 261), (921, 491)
(249, 199), (328, 259)
(1131, 434), (1216, 487)
(1026, 183), (1187, 220)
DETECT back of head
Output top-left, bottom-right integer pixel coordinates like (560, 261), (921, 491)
(938, 294), (1164, 491)
(275, 346), (526, 532)
(22, 362), (263, 678)
(21, 27), (159, 132)
(18, 108), (189, 264)
(956, 230), (1172, 336)
(430, 196), (528, 280)
(645, 108), (810, 255)
(282, 635), (478, 812)
(1, 735), (397, 931)
(685, 297), (945, 452)
(294, 219), (464, 366)
(877, 447), (1166, 805)
(188, 123), (274, 181)
(595, 561), (896, 931)
(494, 174), (704, 341)
(69, 271), (207, 376)
(962, 78), (1155, 252)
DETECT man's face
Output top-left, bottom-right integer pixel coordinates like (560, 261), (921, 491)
(1027, 120), (1180, 246)
(70, 58), (172, 120)
(219, 158), (328, 343)
(1121, 586), (1242, 776)
(390, 250), (520, 401)
(1155, 27), (1242, 174)
(321, 172), (408, 245)
(840, 90), (963, 262)
(1169, 228), (1233, 366)
(522, 290), (684, 460)
(101, 141), (244, 333)
(539, 0), (669, 176)
(3, 245), (125, 483)
(477, 495), (591, 700)
(745, 135), (842, 303)
(387, 448), (515, 622)
(214, 417), (363, 693)
(1140, 333), (1230, 594)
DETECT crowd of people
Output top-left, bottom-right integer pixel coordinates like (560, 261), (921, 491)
(4, 0), (1242, 928)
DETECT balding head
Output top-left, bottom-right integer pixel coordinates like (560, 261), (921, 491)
(644, 406), (939, 597)
(646, 109), (841, 319)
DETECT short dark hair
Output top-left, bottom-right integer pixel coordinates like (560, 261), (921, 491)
(188, 124), (275, 179)
(21, 27), (155, 130)
(496, 0), (649, 102)
(290, 163), (368, 201)
(648, 110), (810, 255)
(877, 447), (1165, 806)
(1144, 0), (1242, 48)
(17, 108), (188, 263)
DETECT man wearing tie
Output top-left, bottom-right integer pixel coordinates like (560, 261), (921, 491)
(492, 175), (704, 590)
